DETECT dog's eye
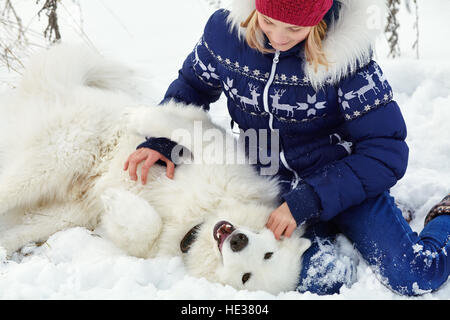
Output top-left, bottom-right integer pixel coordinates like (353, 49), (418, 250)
(264, 252), (273, 260)
(242, 273), (251, 284)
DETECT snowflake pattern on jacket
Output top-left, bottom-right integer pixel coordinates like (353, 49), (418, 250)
(142, 4), (408, 225)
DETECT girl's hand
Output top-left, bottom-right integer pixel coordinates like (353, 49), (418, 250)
(266, 202), (297, 240)
(124, 148), (175, 185)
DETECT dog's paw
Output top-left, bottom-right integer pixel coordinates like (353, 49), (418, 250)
(101, 188), (161, 227)
(100, 188), (162, 257)
(100, 187), (127, 216)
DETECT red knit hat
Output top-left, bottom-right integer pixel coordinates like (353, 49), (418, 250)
(255, 0), (333, 26)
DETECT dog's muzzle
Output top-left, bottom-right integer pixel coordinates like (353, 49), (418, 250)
(229, 232), (248, 252)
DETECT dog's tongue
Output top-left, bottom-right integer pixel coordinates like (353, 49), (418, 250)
(213, 221), (235, 247)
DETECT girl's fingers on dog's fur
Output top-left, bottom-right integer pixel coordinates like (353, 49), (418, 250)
(285, 223), (296, 238)
(165, 161), (175, 179)
(275, 225), (286, 240)
(124, 150), (140, 170)
(267, 217), (276, 232)
(273, 221), (285, 240)
(128, 163), (138, 180)
(128, 152), (147, 180)
(141, 154), (161, 184)
(266, 212), (275, 228)
(125, 150), (140, 177)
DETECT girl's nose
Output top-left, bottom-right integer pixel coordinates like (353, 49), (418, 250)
(270, 30), (290, 44)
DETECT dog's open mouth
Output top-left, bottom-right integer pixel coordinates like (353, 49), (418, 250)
(213, 221), (235, 252)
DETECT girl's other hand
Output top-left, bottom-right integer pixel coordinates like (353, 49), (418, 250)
(266, 202), (297, 240)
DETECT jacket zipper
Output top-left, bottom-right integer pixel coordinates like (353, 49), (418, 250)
(262, 50), (301, 189)
(263, 50), (279, 130)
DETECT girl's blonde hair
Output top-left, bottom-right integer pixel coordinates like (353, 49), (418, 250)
(241, 10), (330, 73)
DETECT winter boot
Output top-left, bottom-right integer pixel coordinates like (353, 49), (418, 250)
(424, 194), (450, 226)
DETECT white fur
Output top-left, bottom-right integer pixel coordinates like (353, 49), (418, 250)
(99, 188), (163, 258)
(226, 0), (388, 89)
(0, 44), (311, 294)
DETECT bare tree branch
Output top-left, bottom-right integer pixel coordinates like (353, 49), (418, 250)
(385, 0), (401, 58)
(0, 0), (28, 73)
(37, 0), (61, 43)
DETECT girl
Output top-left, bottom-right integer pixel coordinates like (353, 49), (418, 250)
(124, 0), (450, 296)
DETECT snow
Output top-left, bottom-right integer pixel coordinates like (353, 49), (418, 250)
(0, 0), (449, 300)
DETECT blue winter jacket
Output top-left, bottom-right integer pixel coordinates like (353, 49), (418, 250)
(138, 4), (409, 226)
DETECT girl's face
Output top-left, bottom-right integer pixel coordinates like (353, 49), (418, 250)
(257, 12), (312, 52)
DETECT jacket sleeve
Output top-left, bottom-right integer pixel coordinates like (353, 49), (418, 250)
(138, 11), (224, 154)
(284, 60), (409, 224)
(160, 12), (224, 110)
(136, 137), (180, 166)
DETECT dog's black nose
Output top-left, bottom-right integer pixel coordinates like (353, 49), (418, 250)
(230, 233), (248, 252)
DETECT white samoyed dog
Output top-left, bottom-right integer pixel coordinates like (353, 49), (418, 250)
(0, 45), (311, 295)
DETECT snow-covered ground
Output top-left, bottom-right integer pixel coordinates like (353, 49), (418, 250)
(0, 0), (449, 299)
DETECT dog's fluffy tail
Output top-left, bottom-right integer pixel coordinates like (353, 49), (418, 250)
(18, 43), (136, 96)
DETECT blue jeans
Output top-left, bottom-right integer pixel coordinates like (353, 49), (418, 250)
(294, 191), (450, 296)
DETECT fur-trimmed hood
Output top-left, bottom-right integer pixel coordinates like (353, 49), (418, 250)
(226, 0), (388, 89)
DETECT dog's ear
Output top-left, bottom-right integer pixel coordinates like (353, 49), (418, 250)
(180, 224), (203, 253)
(298, 238), (312, 255)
